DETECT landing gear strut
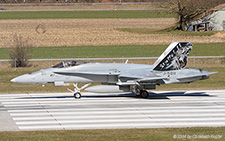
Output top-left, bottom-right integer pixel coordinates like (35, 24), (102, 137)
(68, 83), (91, 99)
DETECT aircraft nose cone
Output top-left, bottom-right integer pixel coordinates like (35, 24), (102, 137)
(10, 78), (16, 83)
(10, 74), (31, 84)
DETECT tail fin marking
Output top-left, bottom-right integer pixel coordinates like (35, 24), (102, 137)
(153, 42), (192, 71)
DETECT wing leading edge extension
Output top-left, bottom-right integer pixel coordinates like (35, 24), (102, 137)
(54, 71), (120, 76)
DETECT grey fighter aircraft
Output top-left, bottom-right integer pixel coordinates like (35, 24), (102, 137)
(11, 41), (217, 99)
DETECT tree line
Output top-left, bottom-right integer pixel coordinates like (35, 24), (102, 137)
(166, 0), (225, 30)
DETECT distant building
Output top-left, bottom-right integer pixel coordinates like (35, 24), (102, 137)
(187, 6), (225, 31)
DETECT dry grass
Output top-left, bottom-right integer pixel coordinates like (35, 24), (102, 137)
(0, 18), (224, 48)
(0, 4), (159, 10)
(212, 31), (225, 38)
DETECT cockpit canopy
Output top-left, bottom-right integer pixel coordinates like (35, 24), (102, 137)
(52, 61), (88, 68)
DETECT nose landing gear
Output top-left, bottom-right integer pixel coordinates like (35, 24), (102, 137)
(67, 83), (91, 99)
(74, 92), (81, 99)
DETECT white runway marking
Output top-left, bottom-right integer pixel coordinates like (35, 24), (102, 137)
(1, 90), (225, 131)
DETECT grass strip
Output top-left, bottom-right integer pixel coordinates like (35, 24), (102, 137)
(0, 43), (224, 59)
(0, 127), (224, 140)
(0, 10), (173, 20)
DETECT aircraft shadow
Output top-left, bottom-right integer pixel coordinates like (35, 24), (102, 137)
(17, 91), (213, 100)
(82, 91), (212, 100)
(146, 91), (214, 100)
(17, 94), (135, 99)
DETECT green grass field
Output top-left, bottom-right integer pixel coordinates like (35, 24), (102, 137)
(0, 127), (224, 140)
(0, 10), (173, 20)
(0, 43), (224, 59)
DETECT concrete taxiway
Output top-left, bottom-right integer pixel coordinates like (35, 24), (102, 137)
(0, 90), (225, 131)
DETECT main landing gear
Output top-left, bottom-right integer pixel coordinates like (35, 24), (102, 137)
(67, 83), (91, 99)
(140, 90), (149, 98)
(131, 86), (149, 98)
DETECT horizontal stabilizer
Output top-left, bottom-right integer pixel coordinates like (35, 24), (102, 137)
(177, 72), (218, 80)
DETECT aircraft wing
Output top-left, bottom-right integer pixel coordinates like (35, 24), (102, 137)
(137, 76), (169, 82)
(55, 70), (167, 85)
(117, 74), (167, 86)
(120, 73), (167, 81)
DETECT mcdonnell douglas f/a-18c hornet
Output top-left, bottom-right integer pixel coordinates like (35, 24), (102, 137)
(11, 42), (217, 99)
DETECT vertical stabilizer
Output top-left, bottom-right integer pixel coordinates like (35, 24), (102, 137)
(153, 42), (192, 71)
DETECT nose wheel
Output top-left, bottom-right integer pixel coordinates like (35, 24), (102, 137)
(67, 83), (91, 99)
(74, 92), (81, 99)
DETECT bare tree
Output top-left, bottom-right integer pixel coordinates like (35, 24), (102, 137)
(8, 34), (33, 68)
(166, 0), (225, 30)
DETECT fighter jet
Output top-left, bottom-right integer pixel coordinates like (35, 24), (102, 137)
(11, 41), (217, 99)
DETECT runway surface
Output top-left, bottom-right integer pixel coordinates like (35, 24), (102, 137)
(1, 90), (225, 131)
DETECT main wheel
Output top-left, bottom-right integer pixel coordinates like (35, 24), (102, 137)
(140, 90), (149, 98)
(74, 92), (81, 99)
